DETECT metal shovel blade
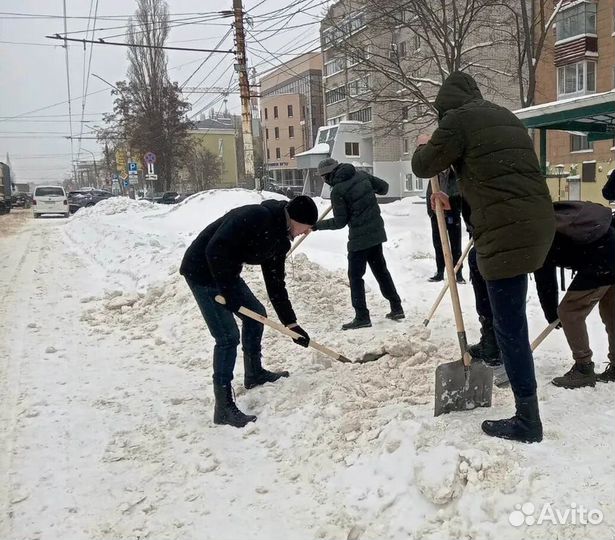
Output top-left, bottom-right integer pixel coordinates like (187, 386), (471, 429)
(434, 358), (494, 416)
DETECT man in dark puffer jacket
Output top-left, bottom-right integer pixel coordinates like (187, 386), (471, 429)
(180, 196), (317, 428)
(312, 159), (404, 329)
(412, 71), (555, 444)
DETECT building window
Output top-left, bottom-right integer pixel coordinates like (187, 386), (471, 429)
(405, 173), (414, 191)
(288, 104), (293, 117)
(345, 142), (359, 156)
(265, 128), (269, 140)
(325, 85), (346, 105)
(274, 106), (279, 119)
(402, 106), (409, 121)
(348, 76), (369, 97)
(570, 134), (593, 152)
(403, 139), (409, 154)
(289, 126), (294, 138)
(557, 60), (596, 98)
(414, 34), (421, 50)
(324, 57), (345, 77)
(556, 2), (597, 41)
(327, 114), (346, 126)
(274, 127), (280, 139)
(264, 108), (268, 120)
(289, 147), (295, 158)
(399, 41), (407, 58)
(348, 107), (372, 122)
(582, 161), (596, 182)
(266, 148), (270, 160)
(275, 147), (281, 159)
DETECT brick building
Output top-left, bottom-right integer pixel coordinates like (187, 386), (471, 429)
(533, 0), (615, 202)
(259, 52), (324, 191)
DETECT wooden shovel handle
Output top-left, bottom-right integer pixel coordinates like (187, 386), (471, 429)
(531, 320), (560, 351)
(423, 239), (474, 326)
(214, 295), (351, 363)
(431, 176), (471, 366)
(287, 205), (332, 257)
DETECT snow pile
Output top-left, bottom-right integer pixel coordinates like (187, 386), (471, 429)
(5, 188), (611, 540)
(72, 196), (160, 216)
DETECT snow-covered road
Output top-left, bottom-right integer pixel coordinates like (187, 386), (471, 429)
(0, 195), (613, 540)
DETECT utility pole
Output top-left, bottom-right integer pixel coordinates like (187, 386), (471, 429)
(233, 0), (256, 189)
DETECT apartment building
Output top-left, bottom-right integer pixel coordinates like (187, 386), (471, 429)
(533, 0), (615, 202)
(259, 52), (324, 191)
(319, 0), (522, 198)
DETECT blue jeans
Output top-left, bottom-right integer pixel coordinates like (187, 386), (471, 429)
(486, 274), (537, 398)
(185, 277), (266, 385)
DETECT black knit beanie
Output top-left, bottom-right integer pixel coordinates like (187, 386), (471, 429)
(287, 195), (318, 225)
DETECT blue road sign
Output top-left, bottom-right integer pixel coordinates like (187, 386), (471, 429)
(128, 162), (138, 172)
(123, 180), (130, 188)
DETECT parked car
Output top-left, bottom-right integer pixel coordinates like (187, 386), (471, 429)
(157, 191), (180, 204)
(32, 185), (69, 218)
(68, 188), (114, 213)
(12, 192), (32, 208)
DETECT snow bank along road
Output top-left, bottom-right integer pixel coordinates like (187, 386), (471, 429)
(0, 194), (613, 540)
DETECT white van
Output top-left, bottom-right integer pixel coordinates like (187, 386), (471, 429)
(32, 185), (69, 218)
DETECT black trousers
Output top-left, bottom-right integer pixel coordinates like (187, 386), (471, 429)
(348, 243), (401, 317)
(430, 214), (463, 275)
(468, 247), (493, 321)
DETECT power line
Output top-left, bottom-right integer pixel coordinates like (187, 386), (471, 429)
(46, 34), (236, 54)
(180, 28), (233, 90)
(62, 0), (75, 182)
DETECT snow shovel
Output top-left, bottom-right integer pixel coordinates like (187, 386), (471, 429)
(287, 205), (332, 257)
(214, 295), (384, 364)
(423, 239), (474, 326)
(431, 176), (493, 417)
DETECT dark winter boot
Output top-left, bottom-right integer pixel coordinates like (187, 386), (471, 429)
(213, 383), (257, 428)
(341, 313), (372, 330)
(552, 362), (596, 388)
(456, 272), (466, 284)
(386, 304), (405, 321)
(468, 316), (501, 366)
(428, 272), (444, 282)
(481, 394), (543, 443)
(244, 353), (289, 390)
(597, 363), (615, 383)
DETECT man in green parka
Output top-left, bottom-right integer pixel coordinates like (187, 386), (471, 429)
(412, 71), (555, 444)
(312, 159), (404, 329)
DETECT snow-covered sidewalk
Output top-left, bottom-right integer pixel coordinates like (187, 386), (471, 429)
(0, 193), (613, 540)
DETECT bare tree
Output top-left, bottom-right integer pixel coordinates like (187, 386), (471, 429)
(322, 0), (562, 139)
(186, 144), (223, 192)
(98, 0), (192, 192)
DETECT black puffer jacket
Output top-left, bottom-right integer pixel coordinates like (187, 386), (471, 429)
(179, 199), (296, 325)
(412, 72), (555, 280)
(426, 167), (461, 219)
(604, 169), (615, 201)
(313, 163), (389, 252)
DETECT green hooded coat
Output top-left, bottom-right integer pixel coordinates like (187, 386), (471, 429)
(412, 72), (555, 280)
(314, 163), (388, 252)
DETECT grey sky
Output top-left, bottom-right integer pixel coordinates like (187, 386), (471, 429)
(0, 0), (325, 184)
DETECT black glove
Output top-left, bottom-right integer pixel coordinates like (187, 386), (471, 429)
(546, 311), (561, 327)
(220, 289), (242, 313)
(288, 324), (309, 347)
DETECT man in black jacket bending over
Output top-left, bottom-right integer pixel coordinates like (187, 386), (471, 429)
(312, 158), (404, 330)
(180, 196), (318, 428)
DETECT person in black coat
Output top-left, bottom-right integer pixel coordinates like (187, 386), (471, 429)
(426, 166), (465, 283)
(534, 201), (615, 389)
(312, 158), (404, 330)
(180, 196), (318, 428)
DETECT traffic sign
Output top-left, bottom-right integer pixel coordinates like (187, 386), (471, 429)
(144, 152), (156, 165)
(129, 176), (139, 185)
(123, 180), (130, 188)
(146, 173), (158, 180)
(120, 172), (128, 180)
(128, 162), (138, 173)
